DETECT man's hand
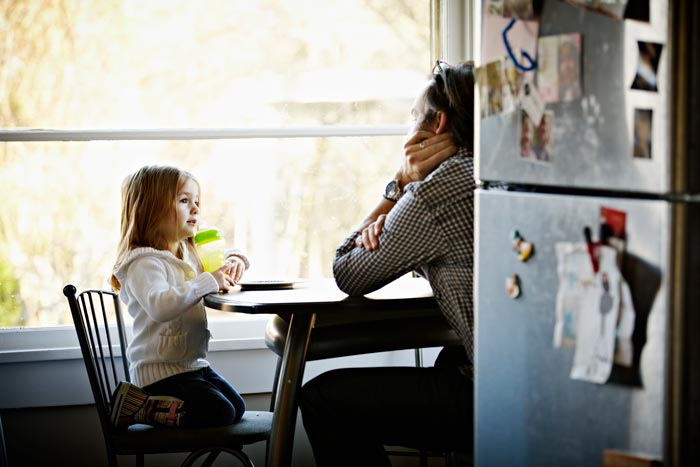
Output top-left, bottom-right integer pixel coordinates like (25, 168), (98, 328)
(396, 131), (456, 189)
(351, 131), (455, 253)
(355, 214), (387, 251)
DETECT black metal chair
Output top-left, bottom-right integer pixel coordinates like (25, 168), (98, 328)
(63, 285), (272, 467)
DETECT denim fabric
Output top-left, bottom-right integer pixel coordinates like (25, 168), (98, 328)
(144, 366), (245, 428)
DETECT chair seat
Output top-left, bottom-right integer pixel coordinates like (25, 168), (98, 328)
(112, 411), (272, 454)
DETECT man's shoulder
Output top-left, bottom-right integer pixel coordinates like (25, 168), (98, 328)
(433, 152), (474, 178)
(406, 151), (475, 205)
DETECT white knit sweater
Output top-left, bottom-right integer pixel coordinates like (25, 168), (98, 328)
(114, 245), (220, 387)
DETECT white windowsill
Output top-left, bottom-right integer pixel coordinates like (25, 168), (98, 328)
(0, 315), (277, 409)
(0, 337), (268, 364)
(0, 319), (439, 409)
(0, 314), (272, 364)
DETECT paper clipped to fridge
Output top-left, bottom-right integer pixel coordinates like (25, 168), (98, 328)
(553, 242), (636, 384)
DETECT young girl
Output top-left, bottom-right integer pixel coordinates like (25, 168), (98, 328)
(109, 165), (249, 429)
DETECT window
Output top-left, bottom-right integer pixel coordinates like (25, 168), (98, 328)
(0, 0), (435, 330)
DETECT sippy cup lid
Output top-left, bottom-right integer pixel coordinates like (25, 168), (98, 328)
(194, 227), (223, 245)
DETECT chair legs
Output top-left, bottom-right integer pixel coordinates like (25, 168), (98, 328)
(387, 448), (472, 467)
(269, 356), (283, 412)
(446, 450), (473, 467)
(419, 451), (428, 467)
(181, 447), (254, 467)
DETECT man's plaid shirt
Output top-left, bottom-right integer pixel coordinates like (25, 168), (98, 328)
(333, 147), (476, 368)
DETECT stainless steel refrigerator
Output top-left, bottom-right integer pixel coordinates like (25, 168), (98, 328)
(474, 1), (699, 465)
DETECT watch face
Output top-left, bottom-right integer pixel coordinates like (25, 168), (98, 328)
(385, 180), (401, 201)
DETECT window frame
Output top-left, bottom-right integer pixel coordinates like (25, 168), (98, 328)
(0, 0), (472, 364)
(0, 124), (408, 365)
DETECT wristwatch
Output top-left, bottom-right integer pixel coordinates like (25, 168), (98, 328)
(383, 179), (402, 202)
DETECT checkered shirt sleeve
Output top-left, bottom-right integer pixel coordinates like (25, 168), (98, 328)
(333, 148), (476, 362)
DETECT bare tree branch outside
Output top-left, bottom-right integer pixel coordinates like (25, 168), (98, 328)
(0, 0), (429, 327)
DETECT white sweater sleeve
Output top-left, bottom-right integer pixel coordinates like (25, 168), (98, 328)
(125, 256), (219, 323)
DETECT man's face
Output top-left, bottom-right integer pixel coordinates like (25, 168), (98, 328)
(409, 85), (434, 134)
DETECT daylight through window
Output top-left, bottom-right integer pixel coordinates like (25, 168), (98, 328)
(0, 0), (431, 327)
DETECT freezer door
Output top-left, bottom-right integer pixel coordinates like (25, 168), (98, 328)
(475, 189), (668, 466)
(478, 0), (669, 193)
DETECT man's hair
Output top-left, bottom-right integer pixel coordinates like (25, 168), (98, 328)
(424, 61), (475, 150)
(110, 165), (199, 290)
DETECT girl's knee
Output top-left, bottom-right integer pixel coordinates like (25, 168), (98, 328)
(230, 393), (246, 422)
(214, 398), (239, 425)
(184, 397), (237, 427)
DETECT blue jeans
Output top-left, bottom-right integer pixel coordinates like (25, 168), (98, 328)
(299, 346), (473, 467)
(144, 366), (246, 428)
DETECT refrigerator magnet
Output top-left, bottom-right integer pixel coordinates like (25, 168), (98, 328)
(506, 274), (522, 299)
(511, 230), (535, 262)
(583, 226), (600, 274)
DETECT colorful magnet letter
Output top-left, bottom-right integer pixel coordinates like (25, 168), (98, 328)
(511, 230), (535, 262)
(506, 274), (521, 299)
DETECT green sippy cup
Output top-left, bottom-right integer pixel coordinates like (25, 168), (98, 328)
(194, 227), (225, 272)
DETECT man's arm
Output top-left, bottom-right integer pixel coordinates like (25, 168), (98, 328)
(333, 191), (448, 297)
(333, 131), (456, 295)
(353, 197), (395, 251)
(356, 132), (456, 252)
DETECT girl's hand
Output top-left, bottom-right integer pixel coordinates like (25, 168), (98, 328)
(355, 214), (387, 251)
(211, 266), (235, 292)
(396, 131), (457, 188)
(224, 256), (246, 284)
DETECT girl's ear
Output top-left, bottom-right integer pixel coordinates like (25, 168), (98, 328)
(434, 111), (448, 135)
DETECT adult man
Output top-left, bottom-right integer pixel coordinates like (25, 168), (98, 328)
(299, 61), (476, 467)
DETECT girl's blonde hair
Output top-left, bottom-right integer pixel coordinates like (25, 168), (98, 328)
(110, 165), (201, 291)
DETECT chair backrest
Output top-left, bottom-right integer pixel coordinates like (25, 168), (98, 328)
(63, 285), (130, 436)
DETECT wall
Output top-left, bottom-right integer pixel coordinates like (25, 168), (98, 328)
(0, 345), (442, 467)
